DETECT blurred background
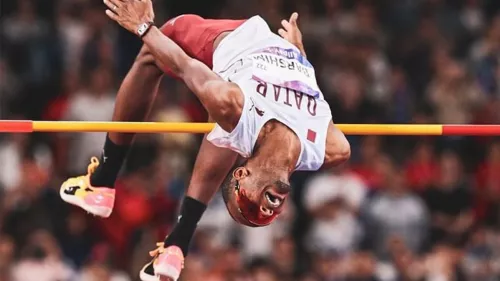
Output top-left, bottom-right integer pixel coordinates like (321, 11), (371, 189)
(1, 0), (500, 280)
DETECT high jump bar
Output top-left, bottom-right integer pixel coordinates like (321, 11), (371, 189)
(1, 120), (500, 136)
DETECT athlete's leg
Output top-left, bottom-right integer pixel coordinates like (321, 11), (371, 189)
(140, 132), (239, 281)
(109, 48), (163, 145)
(59, 46), (164, 217)
(88, 46), (163, 190)
(158, 15), (245, 72)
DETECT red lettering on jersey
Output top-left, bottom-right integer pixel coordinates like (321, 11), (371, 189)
(294, 90), (303, 110)
(253, 81), (317, 116)
(283, 88), (293, 107)
(256, 79), (267, 97)
(273, 85), (281, 101)
(307, 96), (317, 116)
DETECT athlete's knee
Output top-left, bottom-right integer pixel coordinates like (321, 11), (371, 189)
(131, 46), (165, 78)
(135, 46), (157, 67)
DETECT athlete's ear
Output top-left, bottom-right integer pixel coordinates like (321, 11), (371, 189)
(233, 167), (249, 180)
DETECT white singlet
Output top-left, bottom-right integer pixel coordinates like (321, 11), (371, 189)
(207, 16), (332, 171)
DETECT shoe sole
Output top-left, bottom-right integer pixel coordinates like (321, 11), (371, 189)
(60, 188), (112, 218)
(139, 263), (159, 281)
(154, 264), (180, 281)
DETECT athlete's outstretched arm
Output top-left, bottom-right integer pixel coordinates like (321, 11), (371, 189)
(159, 123), (240, 256)
(104, 0), (243, 132)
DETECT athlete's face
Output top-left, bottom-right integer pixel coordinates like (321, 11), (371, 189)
(230, 166), (291, 226)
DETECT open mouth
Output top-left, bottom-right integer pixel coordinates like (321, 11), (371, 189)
(265, 191), (284, 208)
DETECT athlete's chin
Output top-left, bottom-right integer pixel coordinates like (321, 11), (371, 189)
(229, 210), (277, 227)
(241, 219), (275, 228)
(238, 218), (268, 227)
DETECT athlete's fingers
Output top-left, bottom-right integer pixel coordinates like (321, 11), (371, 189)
(103, 0), (121, 14)
(289, 12), (299, 26)
(278, 28), (287, 38)
(104, 0), (121, 9)
(281, 19), (293, 31)
(105, 9), (119, 22)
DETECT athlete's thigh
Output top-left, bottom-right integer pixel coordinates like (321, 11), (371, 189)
(186, 135), (239, 204)
(160, 15), (245, 69)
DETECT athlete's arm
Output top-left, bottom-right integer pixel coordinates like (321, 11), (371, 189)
(104, 0), (243, 132)
(278, 13), (307, 57)
(321, 122), (351, 170)
(187, 132), (240, 204)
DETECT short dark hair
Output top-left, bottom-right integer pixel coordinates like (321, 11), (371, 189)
(221, 167), (236, 206)
(221, 160), (247, 206)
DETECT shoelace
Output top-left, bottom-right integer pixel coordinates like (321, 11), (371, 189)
(149, 242), (165, 257)
(73, 157), (99, 191)
(87, 157), (100, 175)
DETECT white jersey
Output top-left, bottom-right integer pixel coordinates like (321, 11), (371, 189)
(207, 16), (332, 171)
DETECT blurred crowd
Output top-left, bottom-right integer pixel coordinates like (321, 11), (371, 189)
(1, 0), (500, 280)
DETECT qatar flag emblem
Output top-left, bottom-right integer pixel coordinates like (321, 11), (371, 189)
(307, 129), (316, 143)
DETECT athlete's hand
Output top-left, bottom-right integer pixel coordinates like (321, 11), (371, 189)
(104, 0), (155, 36)
(278, 12), (306, 57)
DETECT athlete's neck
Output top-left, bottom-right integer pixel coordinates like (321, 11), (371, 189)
(249, 121), (301, 177)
